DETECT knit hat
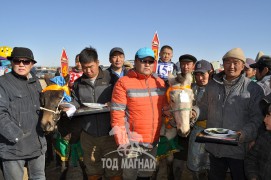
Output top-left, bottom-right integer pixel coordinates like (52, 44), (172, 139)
(222, 48), (245, 62)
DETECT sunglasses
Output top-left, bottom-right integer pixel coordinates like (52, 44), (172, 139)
(13, 59), (33, 65)
(138, 58), (155, 64)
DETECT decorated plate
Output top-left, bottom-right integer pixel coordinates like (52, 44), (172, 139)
(82, 103), (107, 109)
(204, 128), (236, 137)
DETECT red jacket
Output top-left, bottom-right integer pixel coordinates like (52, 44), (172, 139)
(111, 70), (167, 146)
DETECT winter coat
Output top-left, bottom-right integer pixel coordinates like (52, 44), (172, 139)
(196, 71), (264, 159)
(0, 71), (47, 160)
(111, 70), (167, 146)
(72, 68), (115, 136)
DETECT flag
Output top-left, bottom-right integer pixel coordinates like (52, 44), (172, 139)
(152, 31), (160, 72)
(60, 49), (69, 77)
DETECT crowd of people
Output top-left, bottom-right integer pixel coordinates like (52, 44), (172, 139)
(0, 45), (271, 180)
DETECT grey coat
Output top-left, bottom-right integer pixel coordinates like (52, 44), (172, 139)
(0, 72), (47, 160)
(196, 71), (264, 159)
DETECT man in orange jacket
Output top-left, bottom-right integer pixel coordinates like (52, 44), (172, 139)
(111, 47), (169, 180)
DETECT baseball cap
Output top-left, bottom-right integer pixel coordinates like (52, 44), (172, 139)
(109, 47), (124, 57)
(250, 55), (271, 69)
(194, 60), (212, 73)
(245, 58), (255, 68)
(179, 54), (197, 63)
(135, 47), (155, 59)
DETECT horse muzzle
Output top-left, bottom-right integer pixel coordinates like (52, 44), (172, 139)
(177, 129), (191, 137)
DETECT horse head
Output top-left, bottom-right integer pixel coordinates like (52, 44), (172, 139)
(167, 73), (194, 137)
(40, 75), (70, 132)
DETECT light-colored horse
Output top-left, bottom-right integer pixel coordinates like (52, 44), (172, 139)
(156, 72), (194, 180)
(167, 72), (194, 137)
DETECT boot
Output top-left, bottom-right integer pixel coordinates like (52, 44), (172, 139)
(110, 175), (123, 180)
(88, 175), (102, 180)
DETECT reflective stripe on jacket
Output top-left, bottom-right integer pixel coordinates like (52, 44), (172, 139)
(111, 70), (167, 146)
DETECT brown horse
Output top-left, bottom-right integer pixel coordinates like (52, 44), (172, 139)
(40, 75), (87, 179)
(40, 75), (69, 132)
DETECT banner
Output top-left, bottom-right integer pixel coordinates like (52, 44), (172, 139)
(60, 49), (69, 77)
(152, 31), (159, 72)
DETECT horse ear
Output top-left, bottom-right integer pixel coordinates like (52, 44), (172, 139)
(40, 92), (45, 106)
(176, 73), (185, 84)
(168, 72), (177, 86)
(64, 74), (70, 85)
(183, 73), (193, 86)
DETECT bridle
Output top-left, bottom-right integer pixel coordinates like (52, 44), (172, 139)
(166, 85), (192, 113)
(164, 85), (192, 129)
(40, 94), (64, 123)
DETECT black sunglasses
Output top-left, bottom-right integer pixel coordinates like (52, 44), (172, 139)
(138, 58), (155, 64)
(13, 59), (33, 65)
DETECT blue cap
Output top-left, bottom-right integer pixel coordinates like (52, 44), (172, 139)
(135, 47), (155, 59)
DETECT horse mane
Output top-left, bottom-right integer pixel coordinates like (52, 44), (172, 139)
(168, 72), (193, 87)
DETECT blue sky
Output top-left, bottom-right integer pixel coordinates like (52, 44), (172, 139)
(2, 0), (271, 67)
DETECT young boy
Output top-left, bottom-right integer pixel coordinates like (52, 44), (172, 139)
(245, 94), (271, 180)
(156, 45), (177, 86)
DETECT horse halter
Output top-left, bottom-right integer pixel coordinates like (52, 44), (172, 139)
(40, 95), (64, 122)
(164, 85), (192, 129)
(166, 85), (192, 112)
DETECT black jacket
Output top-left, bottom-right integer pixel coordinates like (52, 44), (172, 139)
(0, 71), (47, 160)
(72, 68), (115, 136)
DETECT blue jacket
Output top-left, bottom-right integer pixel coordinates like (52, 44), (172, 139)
(196, 71), (264, 159)
(0, 71), (47, 160)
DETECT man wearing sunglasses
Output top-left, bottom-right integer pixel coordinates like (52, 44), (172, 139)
(111, 47), (168, 180)
(0, 47), (46, 179)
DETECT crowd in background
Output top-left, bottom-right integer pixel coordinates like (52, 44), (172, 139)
(0, 45), (271, 180)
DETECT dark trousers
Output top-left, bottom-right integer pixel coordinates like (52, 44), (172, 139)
(208, 154), (245, 180)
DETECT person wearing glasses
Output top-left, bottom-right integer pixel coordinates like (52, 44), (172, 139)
(0, 47), (47, 179)
(111, 47), (168, 180)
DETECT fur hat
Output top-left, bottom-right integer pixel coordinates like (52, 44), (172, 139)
(222, 48), (245, 62)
